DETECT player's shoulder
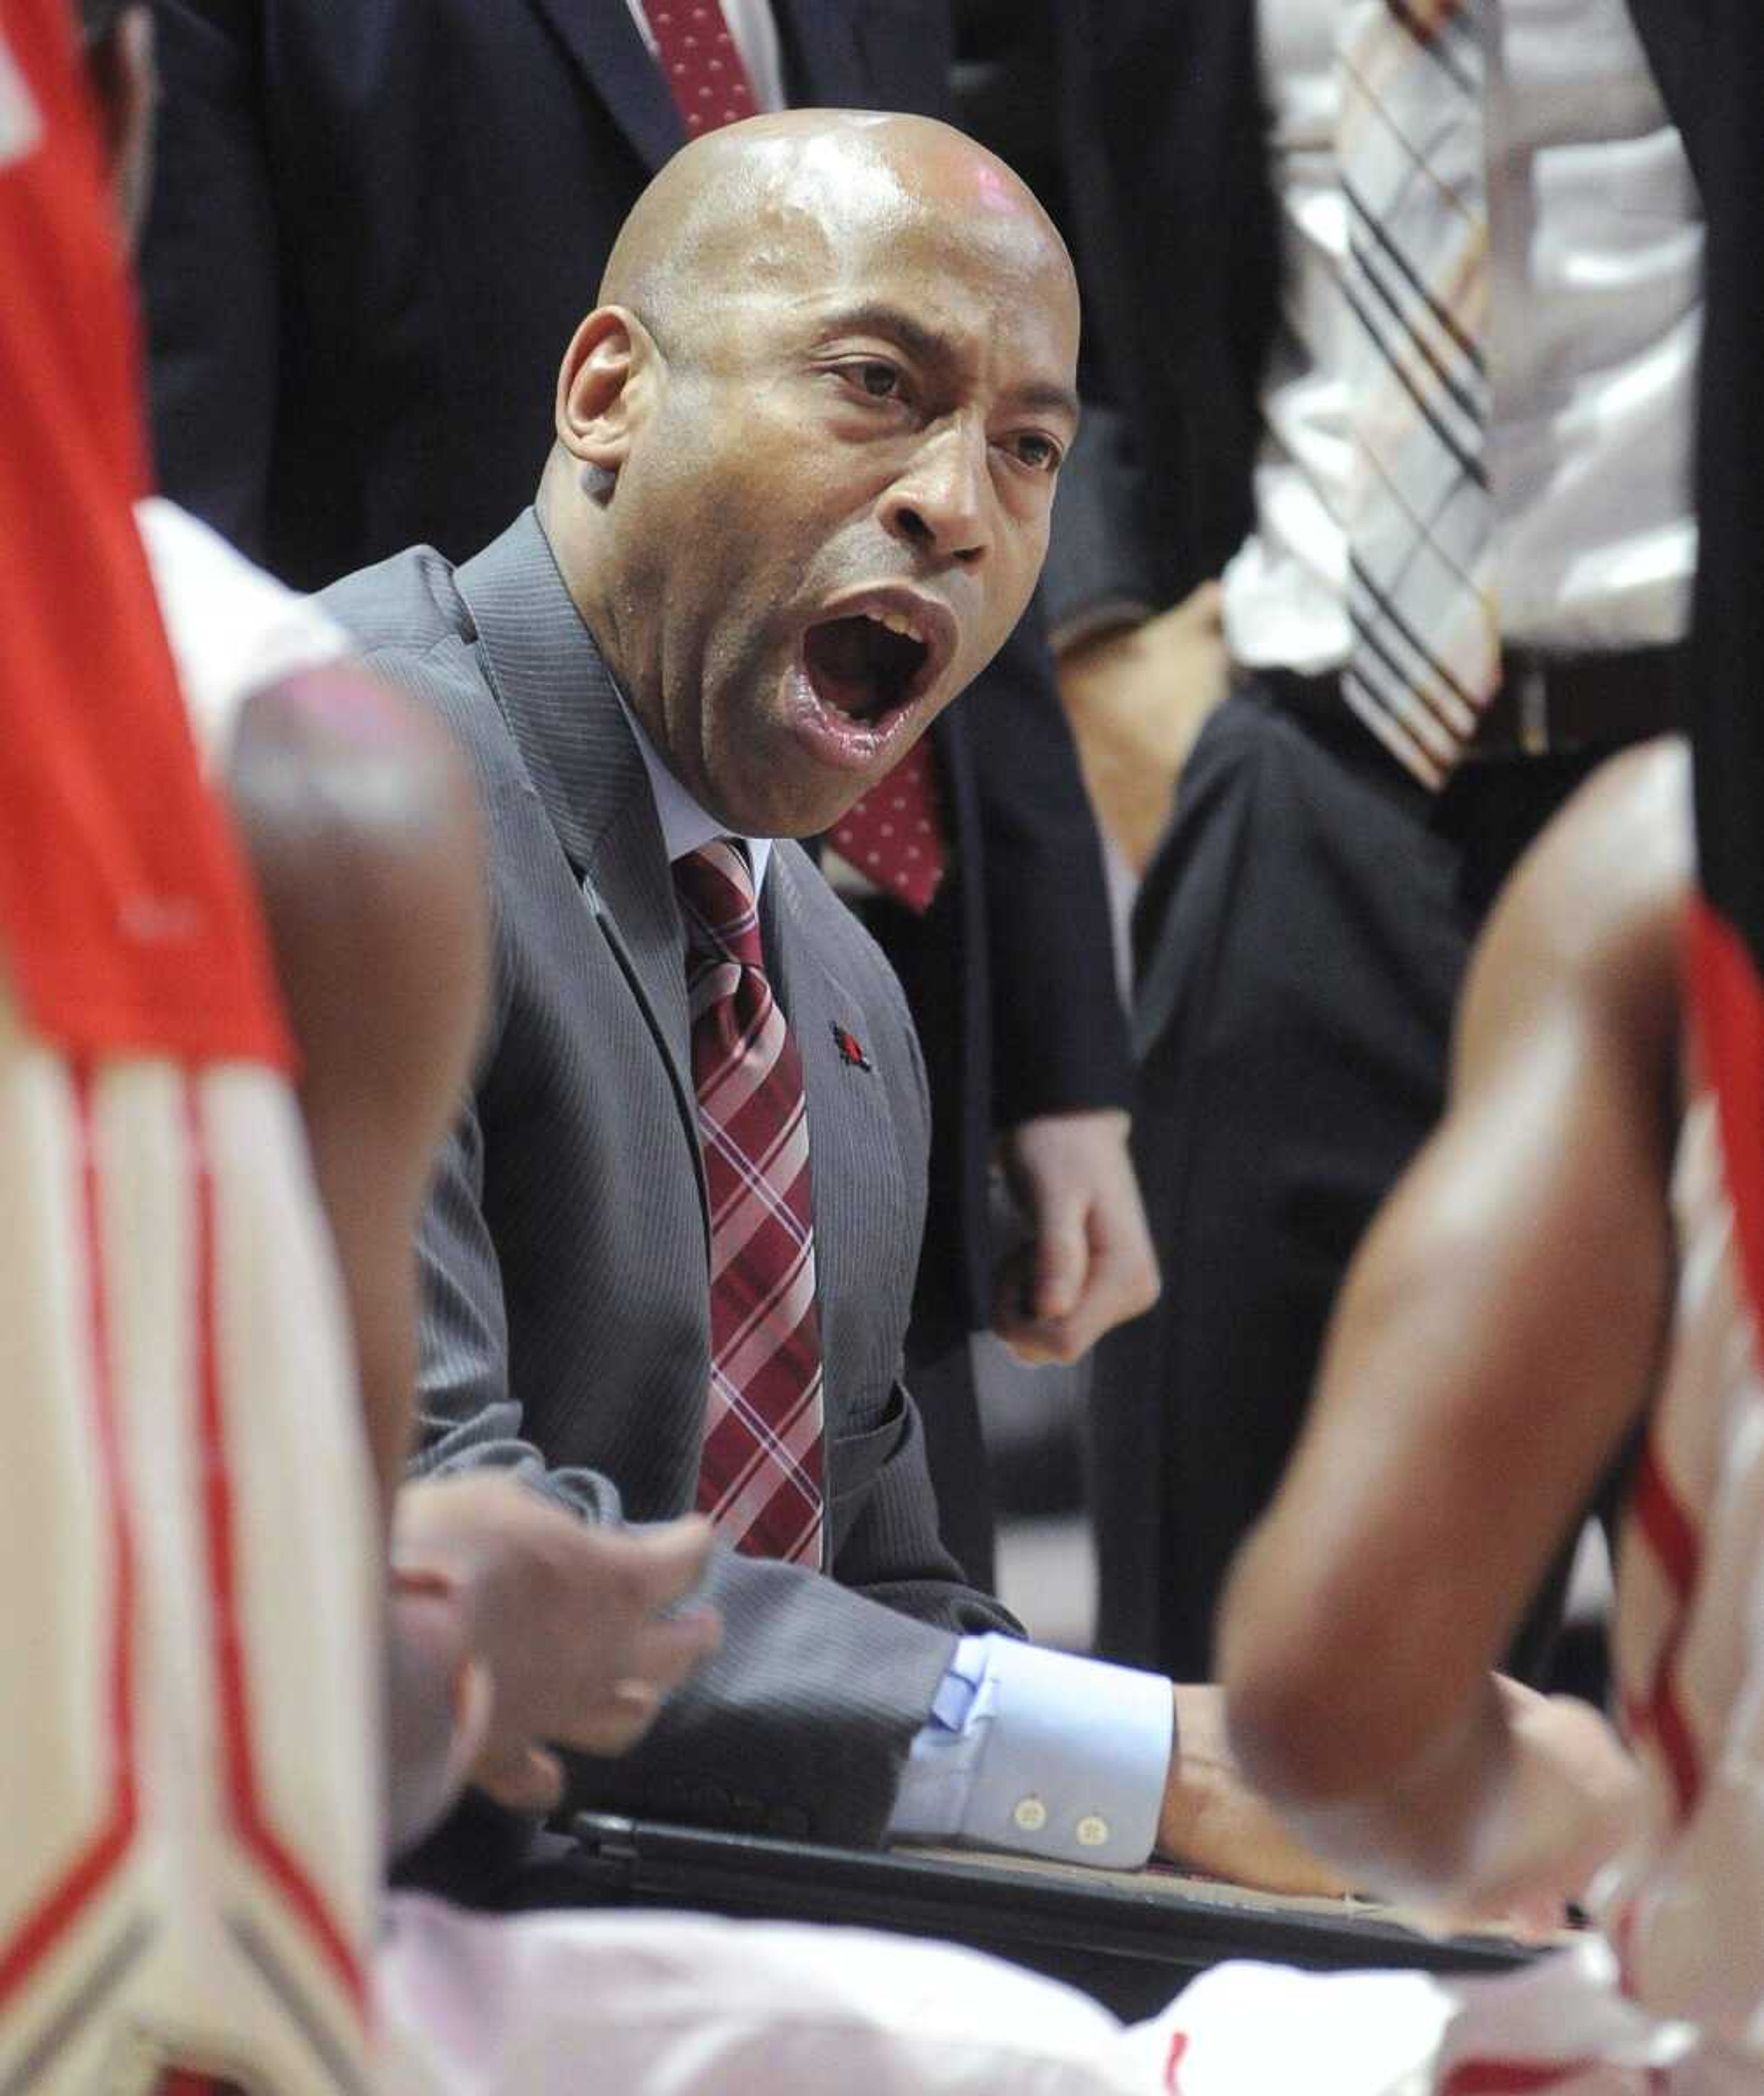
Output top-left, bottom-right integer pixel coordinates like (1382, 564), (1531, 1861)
(319, 541), (469, 663)
(1547, 736), (1690, 886)
(1508, 737), (1690, 979)
(1460, 736), (1690, 1084)
(137, 495), (351, 761)
(319, 542), (533, 792)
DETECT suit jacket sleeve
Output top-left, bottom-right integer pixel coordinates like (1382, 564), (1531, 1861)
(1038, 0), (1278, 625)
(412, 1095), (624, 1524)
(971, 599), (1132, 1129)
(1040, 402), (1168, 644)
(412, 1063), (1014, 1847)
(139, 0), (282, 565)
(420, 1180), (1017, 1848)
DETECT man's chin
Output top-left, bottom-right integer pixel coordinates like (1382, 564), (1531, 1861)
(703, 742), (877, 844)
(710, 787), (854, 844)
(708, 677), (937, 838)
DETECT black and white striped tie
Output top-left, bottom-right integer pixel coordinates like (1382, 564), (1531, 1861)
(1339, 0), (1498, 788)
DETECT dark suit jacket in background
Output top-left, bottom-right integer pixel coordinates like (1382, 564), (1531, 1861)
(322, 512), (1017, 1864)
(140, 0), (1131, 1358)
(1688, 0), (1764, 1062)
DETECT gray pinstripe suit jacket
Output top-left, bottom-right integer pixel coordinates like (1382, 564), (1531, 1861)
(322, 512), (1018, 1853)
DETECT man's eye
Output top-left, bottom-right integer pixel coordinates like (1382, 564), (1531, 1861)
(846, 361), (903, 400)
(1010, 433), (1063, 473)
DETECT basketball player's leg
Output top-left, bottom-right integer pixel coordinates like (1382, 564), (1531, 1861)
(0, 990), (382, 2091)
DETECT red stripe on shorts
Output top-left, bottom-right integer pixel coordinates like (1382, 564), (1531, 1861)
(183, 1076), (368, 2017)
(1440, 2059), (1599, 2095)
(0, 1063), (139, 2005)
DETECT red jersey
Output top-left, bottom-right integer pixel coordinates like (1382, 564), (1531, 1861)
(0, 0), (287, 1067)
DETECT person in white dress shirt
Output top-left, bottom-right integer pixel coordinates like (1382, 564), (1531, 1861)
(1067, 0), (1702, 1687)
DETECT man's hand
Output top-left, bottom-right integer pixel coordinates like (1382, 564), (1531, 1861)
(991, 1108), (1159, 1364)
(385, 1567), (497, 1854)
(1158, 1685), (1351, 1898)
(392, 1475), (721, 1814)
(1057, 583), (1229, 874)
(1425, 1680), (1644, 1940)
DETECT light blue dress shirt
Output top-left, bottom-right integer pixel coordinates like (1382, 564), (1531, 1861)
(887, 1634), (1172, 1869)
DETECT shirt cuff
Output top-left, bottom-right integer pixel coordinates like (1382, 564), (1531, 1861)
(1049, 598), (1157, 660)
(887, 1634), (1171, 1869)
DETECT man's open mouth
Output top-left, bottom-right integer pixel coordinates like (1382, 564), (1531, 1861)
(802, 606), (935, 724)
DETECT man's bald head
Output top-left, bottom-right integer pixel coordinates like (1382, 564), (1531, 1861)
(542, 108), (1080, 840)
(597, 109), (1074, 359)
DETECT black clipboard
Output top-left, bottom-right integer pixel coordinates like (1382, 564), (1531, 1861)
(556, 1812), (1537, 2020)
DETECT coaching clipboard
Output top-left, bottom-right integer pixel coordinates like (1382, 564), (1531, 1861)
(555, 1811), (1537, 2019)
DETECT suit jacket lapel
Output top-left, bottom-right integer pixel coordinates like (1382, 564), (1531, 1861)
(762, 849), (903, 1379)
(776, 0), (952, 113)
(578, 800), (708, 1241)
(453, 512), (708, 1230)
(519, 0), (936, 177)
(521, 0), (686, 175)
(774, 0), (865, 102)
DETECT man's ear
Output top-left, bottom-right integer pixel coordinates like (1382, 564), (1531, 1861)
(554, 307), (656, 478)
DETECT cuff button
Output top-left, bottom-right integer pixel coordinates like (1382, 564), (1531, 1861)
(1076, 1814), (1110, 1848)
(1012, 1795), (1048, 1833)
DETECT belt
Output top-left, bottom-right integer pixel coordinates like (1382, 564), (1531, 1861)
(1262, 641), (1688, 765)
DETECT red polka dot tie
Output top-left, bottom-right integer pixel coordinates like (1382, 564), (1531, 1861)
(829, 739), (948, 915)
(647, 1), (758, 135)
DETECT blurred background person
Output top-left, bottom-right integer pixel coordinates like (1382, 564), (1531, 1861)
(1048, 0), (1702, 1687)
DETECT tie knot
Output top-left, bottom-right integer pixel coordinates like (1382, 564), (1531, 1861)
(675, 839), (763, 969)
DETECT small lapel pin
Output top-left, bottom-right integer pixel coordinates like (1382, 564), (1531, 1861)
(831, 1022), (872, 1071)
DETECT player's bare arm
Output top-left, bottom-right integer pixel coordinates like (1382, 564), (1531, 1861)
(1218, 739), (1690, 1913)
(227, 668), (720, 1844)
(226, 663), (490, 1533)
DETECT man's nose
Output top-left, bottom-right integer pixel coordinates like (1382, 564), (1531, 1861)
(879, 419), (990, 566)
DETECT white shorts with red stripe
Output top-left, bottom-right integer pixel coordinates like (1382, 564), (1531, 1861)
(378, 1892), (1148, 2096)
(1137, 1941), (1764, 2096)
(0, 997), (382, 2094)
(375, 1900), (1761, 2096)
(1598, 1091), (1764, 2062)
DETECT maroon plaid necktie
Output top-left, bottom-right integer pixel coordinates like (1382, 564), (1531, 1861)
(647, 0), (758, 135)
(675, 840), (825, 1566)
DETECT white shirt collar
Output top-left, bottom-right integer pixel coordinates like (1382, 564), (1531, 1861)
(610, 681), (773, 893)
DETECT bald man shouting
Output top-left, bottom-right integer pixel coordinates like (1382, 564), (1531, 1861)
(328, 110), (1325, 1904)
